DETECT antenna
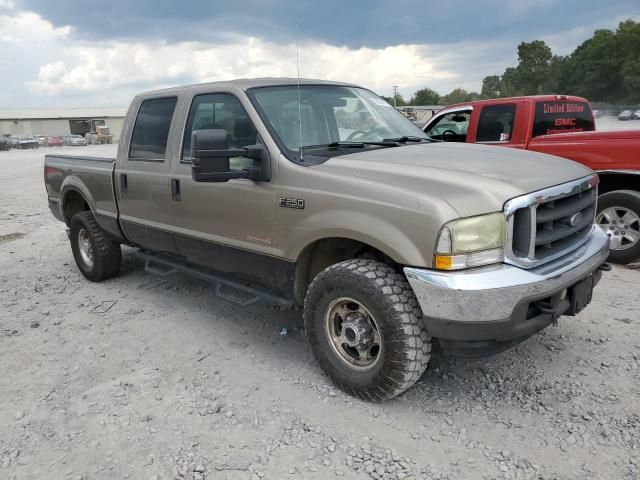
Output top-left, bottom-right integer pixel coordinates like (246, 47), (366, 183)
(296, 22), (303, 161)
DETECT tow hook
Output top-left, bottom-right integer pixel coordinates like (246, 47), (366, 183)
(598, 263), (612, 272)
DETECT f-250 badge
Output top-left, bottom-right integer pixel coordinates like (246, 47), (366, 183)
(279, 197), (305, 209)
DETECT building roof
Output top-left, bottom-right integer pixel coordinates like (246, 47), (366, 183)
(0, 107), (128, 120)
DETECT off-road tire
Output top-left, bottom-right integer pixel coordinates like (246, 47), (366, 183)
(597, 190), (640, 265)
(304, 259), (431, 401)
(70, 211), (121, 282)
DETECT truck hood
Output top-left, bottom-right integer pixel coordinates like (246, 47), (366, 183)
(315, 142), (592, 217)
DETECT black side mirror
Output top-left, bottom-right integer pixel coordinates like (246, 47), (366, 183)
(190, 129), (271, 183)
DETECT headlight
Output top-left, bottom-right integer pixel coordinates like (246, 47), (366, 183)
(434, 212), (506, 270)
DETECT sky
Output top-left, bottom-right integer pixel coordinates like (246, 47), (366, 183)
(0, 0), (638, 108)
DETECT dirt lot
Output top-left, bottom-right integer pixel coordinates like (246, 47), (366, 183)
(1, 144), (639, 480)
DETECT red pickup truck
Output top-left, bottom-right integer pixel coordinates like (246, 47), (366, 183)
(422, 95), (640, 264)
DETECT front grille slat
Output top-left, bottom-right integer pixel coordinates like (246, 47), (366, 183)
(535, 208), (595, 246)
(505, 176), (598, 267)
(535, 189), (596, 223)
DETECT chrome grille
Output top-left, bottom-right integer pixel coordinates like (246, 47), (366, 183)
(505, 175), (599, 268)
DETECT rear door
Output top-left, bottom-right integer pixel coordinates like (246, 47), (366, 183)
(115, 96), (179, 253)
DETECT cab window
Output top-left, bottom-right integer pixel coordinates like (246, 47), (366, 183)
(476, 104), (516, 142)
(129, 97), (177, 160)
(182, 93), (259, 169)
(424, 111), (470, 142)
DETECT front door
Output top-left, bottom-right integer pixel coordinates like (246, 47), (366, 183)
(168, 92), (281, 291)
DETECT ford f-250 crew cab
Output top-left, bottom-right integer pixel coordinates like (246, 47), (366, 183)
(45, 79), (610, 400)
(422, 95), (640, 264)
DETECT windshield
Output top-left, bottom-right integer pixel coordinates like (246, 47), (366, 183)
(249, 85), (427, 159)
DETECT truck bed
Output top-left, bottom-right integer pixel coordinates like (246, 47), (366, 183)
(44, 154), (120, 239)
(527, 130), (640, 171)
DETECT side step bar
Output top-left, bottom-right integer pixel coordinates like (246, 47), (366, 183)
(137, 251), (293, 307)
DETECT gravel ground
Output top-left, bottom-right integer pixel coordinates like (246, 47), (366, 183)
(1, 144), (639, 480)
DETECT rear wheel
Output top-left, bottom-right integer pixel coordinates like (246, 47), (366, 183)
(304, 259), (431, 401)
(70, 211), (121, 281)
(597, 190), (640, 264)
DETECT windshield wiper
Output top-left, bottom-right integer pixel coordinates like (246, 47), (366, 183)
(381, 136), (429, 143)
(303, 141), (400, 150)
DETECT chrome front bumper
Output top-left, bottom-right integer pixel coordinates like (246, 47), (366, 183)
(404, 226), (609, 340)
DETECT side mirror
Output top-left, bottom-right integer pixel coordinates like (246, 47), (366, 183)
(190, 129), (271, 183)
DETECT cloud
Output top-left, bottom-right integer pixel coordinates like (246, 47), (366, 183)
(3, 2), (640, 107)
(17, 0), (640, 49)
(25, 33), (458, 101)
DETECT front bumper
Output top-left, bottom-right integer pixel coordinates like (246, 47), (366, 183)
(404, 226), (609, 350)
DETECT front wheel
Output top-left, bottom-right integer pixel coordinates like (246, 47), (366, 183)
(70, 211), (121, 281)
(597, 190), (640, 264)
(304, 259), (431, 401)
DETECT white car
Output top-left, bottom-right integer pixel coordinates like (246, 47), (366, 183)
(65, 134), (87, 146)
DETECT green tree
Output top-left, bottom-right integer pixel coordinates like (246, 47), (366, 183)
(513, 40), (553, 94)
(410, 87), (441, 105)
(617, 20), (640, 102)
(442, 88), (473, 105)
(380, 94), (407, 106)
(562, 28), (624, 102)
(480, 75), (501, 98)
(499, 67), (520, 97)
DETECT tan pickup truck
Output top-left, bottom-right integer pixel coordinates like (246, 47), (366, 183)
(44, 78), (610, 400)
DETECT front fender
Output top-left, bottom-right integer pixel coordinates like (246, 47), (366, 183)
(281, 209), (433, 267)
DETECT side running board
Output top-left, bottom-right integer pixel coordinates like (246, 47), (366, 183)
(137, 251), (293, 307)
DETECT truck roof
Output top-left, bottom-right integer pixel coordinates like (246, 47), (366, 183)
(138, 78), (358, 97)
(442, 95), (589, 111)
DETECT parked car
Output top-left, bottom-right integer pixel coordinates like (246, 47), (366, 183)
(45, 136), (64, 147)
(64, 134), (87, 146)
(618, 110), (634, 121)
(423, 95), (640, 264)
(16, 136), (39, 149)
(9, 136), (20, 148)
(0, 137), (10, 151)
(634, 109), (640, 120)
(44, 79), (609, 401)
(36, 135), (46, 146)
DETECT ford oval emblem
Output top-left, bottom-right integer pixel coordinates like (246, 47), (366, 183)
(569, 212), (583, 227)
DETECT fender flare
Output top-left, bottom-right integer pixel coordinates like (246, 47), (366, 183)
(60, 176), (97, 224)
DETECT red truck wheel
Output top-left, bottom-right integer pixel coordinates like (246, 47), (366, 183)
(596, 190), (640, 264)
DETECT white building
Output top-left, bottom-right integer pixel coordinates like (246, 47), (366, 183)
(0, 107), (128, 141)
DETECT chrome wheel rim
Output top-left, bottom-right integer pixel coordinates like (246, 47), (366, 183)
(597, 207), (640, 251)
(324, 297), (382, 371)
(77, 228), (94, 268)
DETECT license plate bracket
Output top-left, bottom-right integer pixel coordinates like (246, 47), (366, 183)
(567, 275), (594, 316)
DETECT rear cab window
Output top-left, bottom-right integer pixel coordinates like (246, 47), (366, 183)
(533, 100), (594, 137)
(129, 97), (178, 160)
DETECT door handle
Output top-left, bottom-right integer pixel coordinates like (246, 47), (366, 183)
(171, 178), (181, 201)
(120, 173), (128, 193)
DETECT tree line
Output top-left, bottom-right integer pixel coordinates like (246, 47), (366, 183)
(384, 19), (640, 106)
